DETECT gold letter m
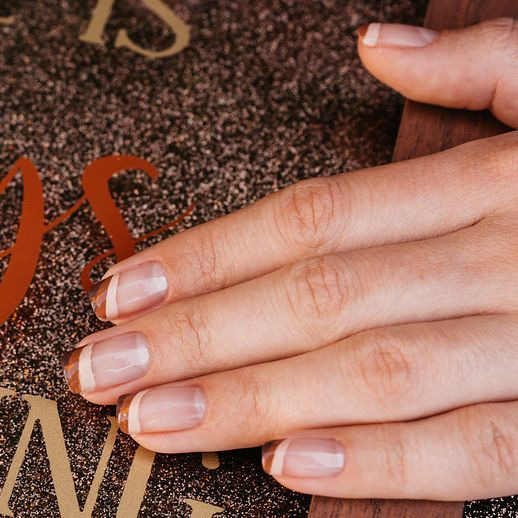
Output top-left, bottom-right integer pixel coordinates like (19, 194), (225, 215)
(0, 389), (155, 517)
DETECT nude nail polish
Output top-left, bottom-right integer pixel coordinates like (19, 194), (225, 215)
(117, 385), (206, 435)
(89, 261), (168, 321)
(62, 332), (150, 394)
(358, 23), (438, 48)
(262, 438), (345, 478)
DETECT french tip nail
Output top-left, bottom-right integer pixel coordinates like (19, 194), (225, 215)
(262, 437), (346, 478)
(87, 262), (170, 321)
(360, 23), (438, 48)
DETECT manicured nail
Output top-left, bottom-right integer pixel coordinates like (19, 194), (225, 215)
(262, 438), (345, 478)
(89, 261), (168, 321)
(357, 23), (438, 48)
(62, 332), (150, 394)
(117, 385), (206, 435)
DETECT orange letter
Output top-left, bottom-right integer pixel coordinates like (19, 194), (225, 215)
(82, 155), (160, 270)
(0, 159), (45, 325)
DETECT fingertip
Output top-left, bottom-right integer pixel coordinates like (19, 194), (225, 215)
(355, 19), (518, 127)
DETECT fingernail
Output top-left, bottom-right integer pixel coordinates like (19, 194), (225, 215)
(89, 261), (168, 321)
(62, 332), (151, 394)
(262, 437), (345, 478)
(358, 23), (438, 48)
(117, 385), (206, 435)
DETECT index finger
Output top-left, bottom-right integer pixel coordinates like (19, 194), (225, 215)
(89, 131), (518, 322)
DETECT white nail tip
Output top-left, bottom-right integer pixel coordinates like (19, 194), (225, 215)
(78, 344), (96, 393)
(270, 439), (292, 476)
(105, 273), (120, 321)
(362, 23), (381, 47)
(128, 390), (148, 435)
(150, 275), (168, 293)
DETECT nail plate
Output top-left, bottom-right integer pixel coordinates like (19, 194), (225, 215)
(62, 332), (150, 394)
(358, 23), (438, 48)
(262, 438), (345, 478)
(117, 385), (206, 435)
(89, 261), (168, 321)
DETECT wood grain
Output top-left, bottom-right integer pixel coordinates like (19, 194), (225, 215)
(309, 0), (517, 516)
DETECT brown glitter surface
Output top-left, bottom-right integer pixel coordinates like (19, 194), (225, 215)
(1, 1), (515, 517)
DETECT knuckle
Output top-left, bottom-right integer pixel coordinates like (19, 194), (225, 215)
(476, 19), (518, 113)
(183, 230), (228, 291)
(479, 17), (518, 51)
(274, 177), (348, 252)
(232, 370), (273, 442)
(460, 405), (518, 485)
(165, 304), (213, 371)
(484, 139), (518, 183)
(379, 424), (409, 486)
(474, 216), (518, 273)
(353, 333), (417, 403)
(284, 255), (350, 335)
(456, 133), (518, 194)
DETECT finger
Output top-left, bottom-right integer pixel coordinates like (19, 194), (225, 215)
(88, 131), (518, 323)
(357, 18), (518, 128)
(262, 400), (518, 501)
(69, 216), (518, 405)
(113, 314), (518, 457)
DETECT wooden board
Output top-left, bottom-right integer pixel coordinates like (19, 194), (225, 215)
(309, 0), (517, 516)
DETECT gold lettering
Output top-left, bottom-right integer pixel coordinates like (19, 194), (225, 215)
(0, 392), (154, 517)
(201, 452), (220, 470)
(0, 16), (15, 25)
(185, 499), (225, 517)
(115, 0), (189, 58)
(79, 0), (116, 44)
(0, 387), (15, 398)
(81, 0), (190, 58)
(117, 446), (155, 518)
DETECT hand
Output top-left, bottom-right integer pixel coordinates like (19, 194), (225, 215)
(64, 19), (518, 501)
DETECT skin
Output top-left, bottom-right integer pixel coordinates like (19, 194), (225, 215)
(75, 18), (518, 500)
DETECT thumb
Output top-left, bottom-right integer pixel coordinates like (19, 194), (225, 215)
(357, 18), (518, 128)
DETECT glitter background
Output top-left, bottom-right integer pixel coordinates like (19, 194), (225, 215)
(0, 0), (516, 516)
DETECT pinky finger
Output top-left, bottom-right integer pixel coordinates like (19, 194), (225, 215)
(262, 401), (518, 501)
